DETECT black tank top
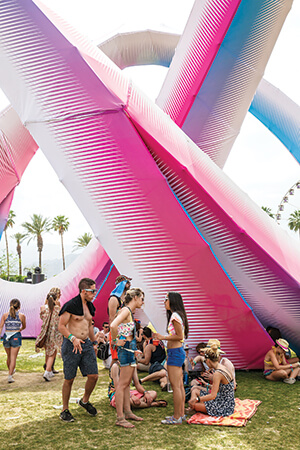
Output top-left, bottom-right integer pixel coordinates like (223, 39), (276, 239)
(150, 340), (166, 364)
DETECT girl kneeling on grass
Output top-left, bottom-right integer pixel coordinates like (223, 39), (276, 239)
(263, 338), (300, 384)
(153, 291), (189, 425)
(110, 288), (145, 428)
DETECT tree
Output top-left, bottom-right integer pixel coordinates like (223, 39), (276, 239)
(52, 215), (70, 271)
(73, 232), (92, 251)
(22, 214), (52, 269)
(3, 210), (15, 280)
(261, 206), (274, 219)
(288, 210), (300, 238)
(12, 232), (26, 276)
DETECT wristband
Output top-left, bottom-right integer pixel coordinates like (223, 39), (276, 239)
(92, 340), (98, 345)
(68, 334), (75, 342)
(67, 333), (73, 340)
(193, 360), (197, 365)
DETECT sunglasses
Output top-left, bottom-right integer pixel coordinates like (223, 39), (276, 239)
(85, 289), (97, 294)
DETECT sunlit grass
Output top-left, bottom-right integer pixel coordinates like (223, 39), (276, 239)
(0, 340), (299, 449)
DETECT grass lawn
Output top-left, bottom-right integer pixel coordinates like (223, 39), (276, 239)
(0, 339), (299, 449)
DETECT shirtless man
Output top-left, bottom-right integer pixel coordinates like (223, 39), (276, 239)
(58, 278), (99, 422)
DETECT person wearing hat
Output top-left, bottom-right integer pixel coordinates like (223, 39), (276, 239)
(263, 338), (300, 384)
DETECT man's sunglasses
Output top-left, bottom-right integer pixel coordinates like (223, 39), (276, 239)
(85, 289), (97, 294)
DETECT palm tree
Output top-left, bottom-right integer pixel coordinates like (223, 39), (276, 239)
(288, 210), (300, 238)
(3, 210), (15, 280)
(12, 232), (26, 276)
(261, 206), (274, 219)
(22, 214), (52, 268)
(52, 215), (70, 271)
(73, 232), (92, 251)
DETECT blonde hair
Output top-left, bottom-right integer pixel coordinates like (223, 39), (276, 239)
(9, 299), (20, 319)
(124, 288), (144, 304)
(205, 342), (223, 362)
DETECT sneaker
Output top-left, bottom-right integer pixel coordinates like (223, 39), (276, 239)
(161, 416), (182, 425)
(8, 375), (15, 383)
(283, 377), (296, 384)
(78, 399), (97, 416)
(43, 371), (53, 382)
(52, 369), (59, 374)
(60, 409), (75, 422)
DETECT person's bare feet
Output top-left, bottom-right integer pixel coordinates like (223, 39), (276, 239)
(124, 412), (144, 421)
(116, 417), (135, 428)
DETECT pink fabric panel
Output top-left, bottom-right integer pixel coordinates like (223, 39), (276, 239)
(156, 0), (241, 126)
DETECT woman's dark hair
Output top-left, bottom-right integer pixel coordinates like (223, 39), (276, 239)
(267, 326), (281, 342)
(196, 342), (207, 352)
(9, 299), (20, 318)
(143, 326), (152, 338)
(166, 291), (189, 338)
(46, 293), (57, 313)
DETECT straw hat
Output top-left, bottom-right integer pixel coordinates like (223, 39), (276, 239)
(276, 338), (289, 352)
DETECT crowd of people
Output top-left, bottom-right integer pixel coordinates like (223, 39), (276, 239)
(1, 275), (299, 427)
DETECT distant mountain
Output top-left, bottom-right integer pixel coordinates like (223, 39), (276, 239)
(42, 253), (79, 278)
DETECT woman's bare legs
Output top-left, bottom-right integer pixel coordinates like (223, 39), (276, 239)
(115, 365), (134, 421)
(168, 365), (185, 419)
(5, 346), (20, 375)
(46, 350), (57, 372)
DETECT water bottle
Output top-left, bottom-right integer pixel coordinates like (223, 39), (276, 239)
(167, 377), (173, 393)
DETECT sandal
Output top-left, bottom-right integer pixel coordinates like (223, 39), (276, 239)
(115, 417), (135, 428)
(152, 400), (168, 407)
(124, 412), (144, 421)
(161, 416), (183, 425)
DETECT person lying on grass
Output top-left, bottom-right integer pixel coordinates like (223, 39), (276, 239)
(187, 342), (235, 417)
(108, 360), (167, 409)
(263, 338), (300, 384)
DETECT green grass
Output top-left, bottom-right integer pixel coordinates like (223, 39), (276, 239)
(0, 340), (299, 449)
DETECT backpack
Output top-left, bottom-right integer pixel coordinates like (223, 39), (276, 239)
(97, 342), (110, 360)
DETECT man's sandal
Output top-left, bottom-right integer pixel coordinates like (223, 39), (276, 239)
(115, 417), (135, 428)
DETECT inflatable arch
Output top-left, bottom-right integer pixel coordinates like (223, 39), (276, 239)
(0, 0), (299, 367)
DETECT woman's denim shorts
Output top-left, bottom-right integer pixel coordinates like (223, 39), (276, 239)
(117, 339), (137, 367)
(3, 332), (22, 348)
(167, 346), (185, 367)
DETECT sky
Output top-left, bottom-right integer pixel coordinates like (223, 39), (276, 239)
(0, 0), (299, 272)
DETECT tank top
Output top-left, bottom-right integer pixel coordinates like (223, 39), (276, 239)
(5, 312), (22, 331)
(150, 340), (166, 364)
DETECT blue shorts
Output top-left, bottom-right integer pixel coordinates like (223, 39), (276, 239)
(167, 346), (185, 367)
(117, 339), (137, 367)
(3, 332), (22, 348)
(61, 337), (98, 380)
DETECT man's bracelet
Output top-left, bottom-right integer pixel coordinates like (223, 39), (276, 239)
(68, 334), (75, 342)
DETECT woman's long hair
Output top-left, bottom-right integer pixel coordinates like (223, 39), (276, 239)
(166, 291), (189, 338)
(9, 299), (20, 319)
(45, 287), (61, 313)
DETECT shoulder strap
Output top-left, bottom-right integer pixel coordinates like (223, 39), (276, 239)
(216, 367), (233, 383)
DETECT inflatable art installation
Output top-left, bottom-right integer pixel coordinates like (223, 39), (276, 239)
(0, 0), (299, 368)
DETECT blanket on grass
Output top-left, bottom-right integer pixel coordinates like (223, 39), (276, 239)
(187, 398), (261, 427)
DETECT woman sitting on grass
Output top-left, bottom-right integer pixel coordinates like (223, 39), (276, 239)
(108, 361), (167, 409)
(187, 342), (235, 417)
(263, 338), (300, 384)
(0, 299), (26, 383)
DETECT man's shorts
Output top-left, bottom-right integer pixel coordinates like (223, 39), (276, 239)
(167, 346), (185, 367)
(149, 360), (166, 375)
(117, 339), (137, 367)
(3, 332), (22, 348)
(61, 337), (98, 380)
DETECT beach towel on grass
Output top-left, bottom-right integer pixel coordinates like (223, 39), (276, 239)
(187, 398), (261, 427)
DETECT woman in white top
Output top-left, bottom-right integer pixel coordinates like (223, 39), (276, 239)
(0, 299), (26, 383)
(154, 291), (189, 424)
